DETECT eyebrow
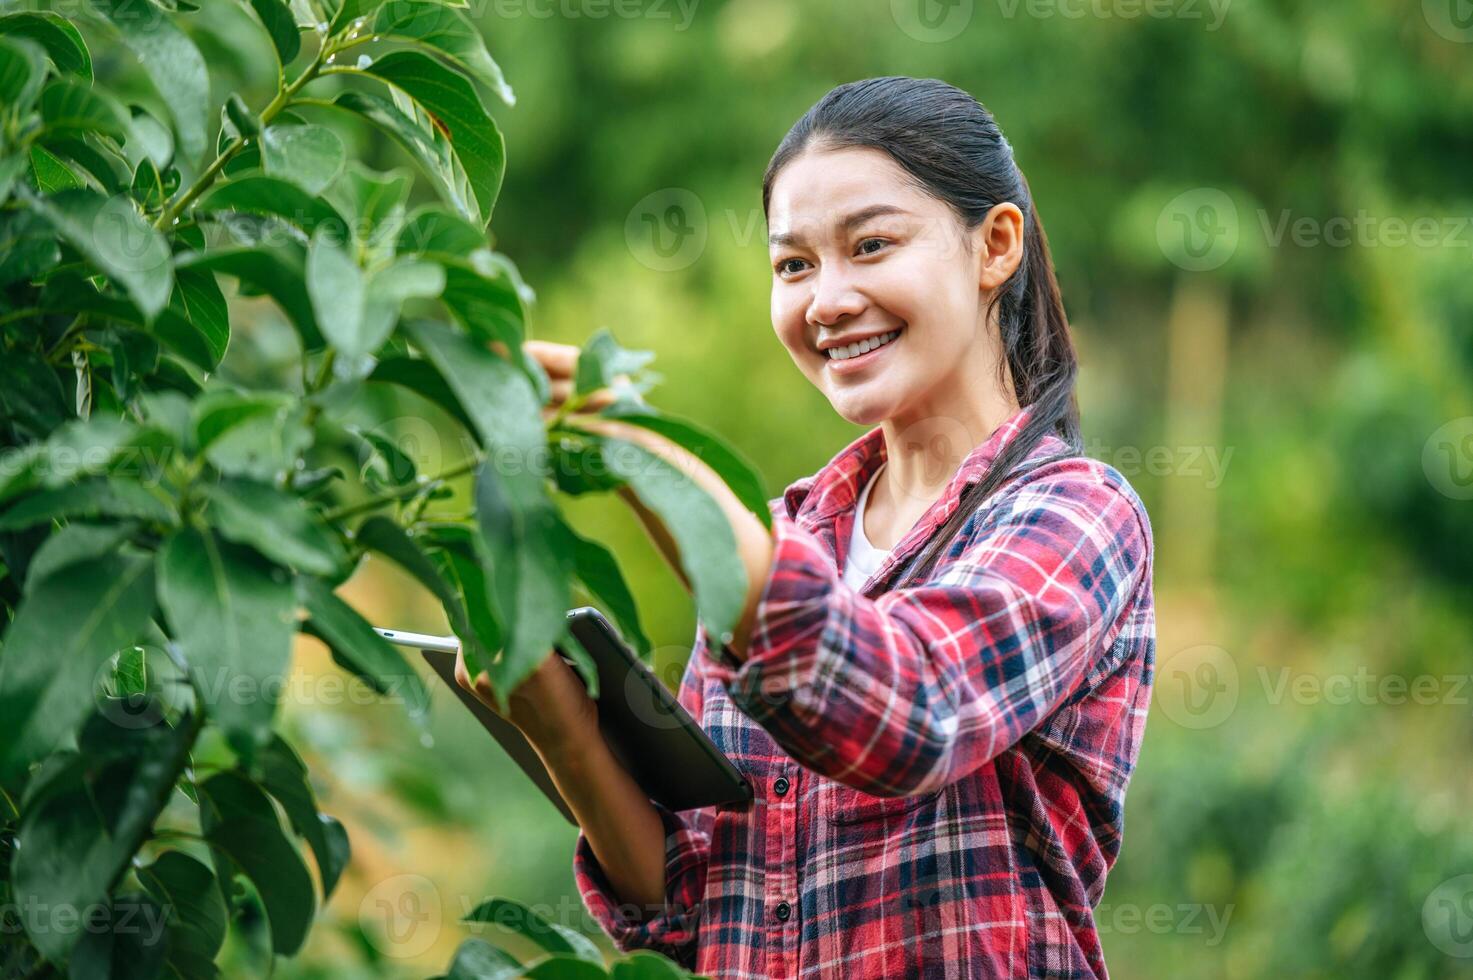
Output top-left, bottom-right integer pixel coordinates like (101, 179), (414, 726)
(768, 204), (910, 248)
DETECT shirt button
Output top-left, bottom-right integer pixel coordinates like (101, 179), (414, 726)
(773, 776), (790, 797)
(774, 901), (792, 921)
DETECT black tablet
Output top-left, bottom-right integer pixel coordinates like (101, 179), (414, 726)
(397, 607), (753, 827)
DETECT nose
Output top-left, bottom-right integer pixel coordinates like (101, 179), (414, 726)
(806, 264), (866, 329)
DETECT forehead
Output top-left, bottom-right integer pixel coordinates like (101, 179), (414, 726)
(766, 145), (936, 245)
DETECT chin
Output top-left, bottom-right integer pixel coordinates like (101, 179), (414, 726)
(828, 393), (896, 428)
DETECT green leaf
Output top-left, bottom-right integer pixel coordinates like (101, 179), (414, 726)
(326, 0), (379, 33)
(64, 892), (168, 978)
(439, 256), (525, 349)
(245, 0), (301, 67)
(28, 144), (81, 192)
(471, 455), (575, 707)
(355, 257), (445, 373)
(158, 528), (295, 759)
(40, 76), (128, 141)
(567, 527), (652, 659)
(519, 956), (612, 980)
(25, 521), (134, 585)
(0, 12), (91, 80)
(444, 938), (523, 980)
(609, 951), (692, 980)
(0, 35), (45, 112)
(45, 134), (129, 192)
(194, 389), (291, 449)
(255, 734), (351, 898)
(300, 576), (429, 717)
(430, 531), (504, 678)
(131, 155), (165, 209)
(367, 354), (475, 434)
(199, 770), (316, 956)
(596, 435), (747, 642)
(0, 546), (156, 782)
(204, 478), (348, 577)
(329, 90), (474, 223)
(327, 161), (412, 250)
(139, 851), (229, 966)
(125, 105), (174, 169)
(600, 406), (772, 530)
(307, 223), (366, 362)
(166, 266), (230, 368)
(30, 188), (173, 319)
(0, 417), (140, 504)
(574, 327), (656, 399)
(355, 515), (490, 664)
(398, 204), (486, 257)
(176, 244), (324, 348)
(359, 50), (506, 225)
(437, 256), (548, 402)
(0, 208), (60, 289)
(371, 0), (515, 106)
(463, 897), (603, 964)
(89, 0), (209, 160)
(193, 390), (312, 481)
(261, 123), (344, 195)
(0, 478), (174, 530)
(13, 713), (194, 962)
(193, 174), (350, 238)
(403, 322), (568, 695)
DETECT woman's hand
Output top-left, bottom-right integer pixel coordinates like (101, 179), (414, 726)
(491, 338), (627, 422)
(453, 643), (599, 757)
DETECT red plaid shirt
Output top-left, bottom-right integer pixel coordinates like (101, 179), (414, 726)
(574, 403), (1156, 978)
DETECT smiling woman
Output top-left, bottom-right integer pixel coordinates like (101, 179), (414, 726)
(438, 74), (1152, 980)
(545, 76), (1157, 979)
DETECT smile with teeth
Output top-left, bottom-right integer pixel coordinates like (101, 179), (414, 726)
(825, 329), (902, 361)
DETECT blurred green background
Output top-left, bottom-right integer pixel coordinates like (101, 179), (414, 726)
(155, 0), (1473, 975)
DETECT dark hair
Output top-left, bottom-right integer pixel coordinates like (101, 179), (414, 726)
(761, 76), (1082, 586)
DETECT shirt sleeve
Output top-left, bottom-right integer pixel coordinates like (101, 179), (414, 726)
(571, 644), (715, 968)
(697, 459), (1152, 798)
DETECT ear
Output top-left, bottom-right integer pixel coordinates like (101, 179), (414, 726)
(971, 202), (1025, 292)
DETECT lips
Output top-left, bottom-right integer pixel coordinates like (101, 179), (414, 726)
(823, 328), (902, 375)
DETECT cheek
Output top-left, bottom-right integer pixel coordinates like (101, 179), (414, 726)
(770, 290), (808, 355)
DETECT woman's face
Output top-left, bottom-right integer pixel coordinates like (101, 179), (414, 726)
(767, 144), (1018, 428)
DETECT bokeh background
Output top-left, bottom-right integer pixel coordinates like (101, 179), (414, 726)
(158, 0), (1473, 975)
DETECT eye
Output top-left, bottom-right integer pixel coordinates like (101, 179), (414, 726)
(774, 256), (807, 276)
(857, 237), (888, 255)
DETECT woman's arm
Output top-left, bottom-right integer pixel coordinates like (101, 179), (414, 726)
(454, 649), (667, 909)
(577, 416), (775, 659)
(702, 459), (1154, 797)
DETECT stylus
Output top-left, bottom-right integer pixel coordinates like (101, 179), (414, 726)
(374, 627), (580, 669)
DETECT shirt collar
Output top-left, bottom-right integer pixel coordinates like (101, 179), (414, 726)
(782, 401), (1047, 528)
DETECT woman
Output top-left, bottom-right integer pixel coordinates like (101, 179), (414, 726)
(457, 76), (1156, 978)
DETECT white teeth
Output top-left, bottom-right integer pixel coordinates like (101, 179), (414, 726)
(827, 329), (900, 360)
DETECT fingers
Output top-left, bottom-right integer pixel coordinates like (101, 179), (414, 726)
(454, 643), (498, 705)
(523, 339), (579, 378)
(545, 377), (625, 412)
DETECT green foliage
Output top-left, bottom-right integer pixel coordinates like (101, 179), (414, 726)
(0, 1), (764, 975)
(439, 898), (701, 979)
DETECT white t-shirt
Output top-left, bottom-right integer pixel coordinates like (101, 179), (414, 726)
(842, 462), (892, 591)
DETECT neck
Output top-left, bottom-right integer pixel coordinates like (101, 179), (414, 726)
(877, 381), (1021, 512)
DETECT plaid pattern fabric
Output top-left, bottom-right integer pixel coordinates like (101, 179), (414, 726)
(573, 403), (1156, 978)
